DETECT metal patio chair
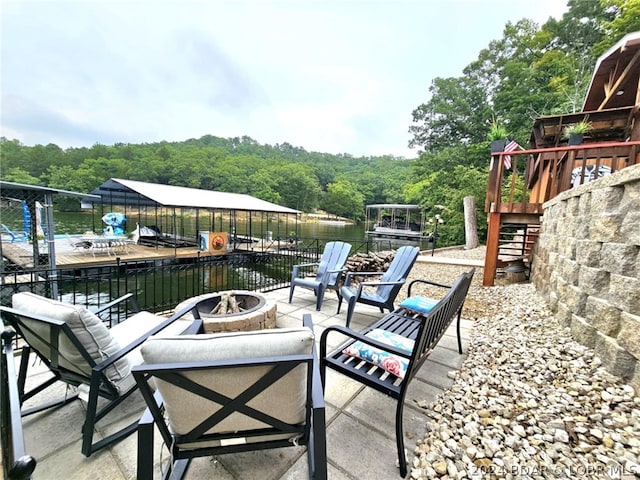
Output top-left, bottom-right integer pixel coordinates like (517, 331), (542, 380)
(0, 292), (201, 457)
(134, 313), (327, 480)
(1, 322), (37, 480)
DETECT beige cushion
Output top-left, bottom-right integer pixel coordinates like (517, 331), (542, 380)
(12, 292), (130, 390)
(141, 327), (314, 445)
(11, 292), (194, 394)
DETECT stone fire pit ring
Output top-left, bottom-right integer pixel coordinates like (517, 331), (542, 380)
(175, 290), (277, 334)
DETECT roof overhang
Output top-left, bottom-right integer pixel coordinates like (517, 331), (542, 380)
(366, 204), (422, 209)
(583, 31), (640, 111)
(82, 178), (299, 215)
(0, 181), (98, 200)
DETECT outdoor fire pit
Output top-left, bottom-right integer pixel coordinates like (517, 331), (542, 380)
(175, 290), (277, 333)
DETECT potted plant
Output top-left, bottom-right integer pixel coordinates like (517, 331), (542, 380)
(563, 118), (592, 145)
(488, 118), (508, 152)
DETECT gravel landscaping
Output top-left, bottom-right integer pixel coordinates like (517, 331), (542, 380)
(404, 247), (639, 480)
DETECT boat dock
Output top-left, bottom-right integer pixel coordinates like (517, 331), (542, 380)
(1, 237), (297, 270)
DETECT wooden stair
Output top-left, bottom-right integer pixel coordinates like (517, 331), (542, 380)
(483, 212), (541, 286)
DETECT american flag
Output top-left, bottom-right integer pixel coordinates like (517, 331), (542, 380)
(503, 139), (521, 169)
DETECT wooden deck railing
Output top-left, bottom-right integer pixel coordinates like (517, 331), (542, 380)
(486, 141), (640, 215)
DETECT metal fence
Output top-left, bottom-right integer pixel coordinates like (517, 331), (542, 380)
(0, 238), (375, 313)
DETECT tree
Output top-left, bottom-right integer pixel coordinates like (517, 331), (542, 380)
(596, 0), (640, 55)
(321, 181), (365, 221)
(409, 76), (491, 153)
(404, 166), (489, 246)
(271, 164), (321, 212)
(1, 167), (41, 185)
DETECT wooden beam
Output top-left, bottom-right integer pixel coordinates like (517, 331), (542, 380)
(483, 212), (502, 287)
(598, 49), (640, 110)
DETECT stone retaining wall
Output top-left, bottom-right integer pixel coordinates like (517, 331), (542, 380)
(530, 163), (640, 392)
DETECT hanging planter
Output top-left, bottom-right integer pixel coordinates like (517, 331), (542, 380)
(488, 117), (508, 153)
(568, 133), (584, 146)
(563, 118), (591, 146)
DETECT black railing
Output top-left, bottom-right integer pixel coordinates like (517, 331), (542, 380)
(0, 238), (377, 313)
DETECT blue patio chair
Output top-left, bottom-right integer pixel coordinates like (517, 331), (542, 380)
(1, 224), (28, 243)
(337, 245), (420, 327)
(289, 241), (352, 310)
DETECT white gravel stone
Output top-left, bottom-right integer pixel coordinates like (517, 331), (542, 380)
(407, 248), (639, 480)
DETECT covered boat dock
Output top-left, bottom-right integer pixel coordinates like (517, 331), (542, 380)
(83, 178), (301, 254)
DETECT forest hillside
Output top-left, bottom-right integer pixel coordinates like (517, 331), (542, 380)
(2, 0), (638, 247)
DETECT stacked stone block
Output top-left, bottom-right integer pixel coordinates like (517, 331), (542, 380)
(530, 164), (640, 392)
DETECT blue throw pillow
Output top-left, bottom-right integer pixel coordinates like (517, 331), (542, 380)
(399, 296), (438, 315)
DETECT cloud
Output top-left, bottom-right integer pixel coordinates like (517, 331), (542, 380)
(1, 94), (130, 146)
(1, 0), (569, 157)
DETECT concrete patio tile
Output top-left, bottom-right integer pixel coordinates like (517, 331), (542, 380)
(326, 414), (401, 480)
(434, 332), (470, 354)
(214, 445), (307, 480)
(426, 344), (467, 369)
(174, 456), (235, 480)
(413, 359), (457, 390)
(404, 377), (447, 412)
(22, 399), (86, 461)
(31, 438), (126, 480)
(343, 387), (430, 444)
(323, 369), (365, 411)
(283, 452), (350, 480)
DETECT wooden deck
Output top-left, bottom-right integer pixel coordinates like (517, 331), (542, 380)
(1, 241), (210, 269)
(1, 237), (296, 270)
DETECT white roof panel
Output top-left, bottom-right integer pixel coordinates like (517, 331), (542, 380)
(84, 178), (299, 214)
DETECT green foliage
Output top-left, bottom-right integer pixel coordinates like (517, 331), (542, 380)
(404, 166), (489, 245)
(1, 167), (41, 185)
(563, 119), (592, 137)
(320, 181), (365, 221)
(0, 135), (411, 214)
(487, 119), (508, 141)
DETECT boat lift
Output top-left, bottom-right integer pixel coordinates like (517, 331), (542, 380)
(365, 204), (429, 247)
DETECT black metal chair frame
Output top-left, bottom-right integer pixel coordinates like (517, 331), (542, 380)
(0, 294), (201, 457)
(321, 268), (475, 477)
(134, 313), (327, 480)
(1, 325), (37, 480)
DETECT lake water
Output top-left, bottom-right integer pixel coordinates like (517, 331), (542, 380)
(17, 211), (428, 311)
(53, 211), (371, 245)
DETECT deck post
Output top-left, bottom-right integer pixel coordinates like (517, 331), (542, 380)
(483, 212), (501, 286)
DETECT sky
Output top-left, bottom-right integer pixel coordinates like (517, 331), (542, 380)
(1, 1), (569, 158)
